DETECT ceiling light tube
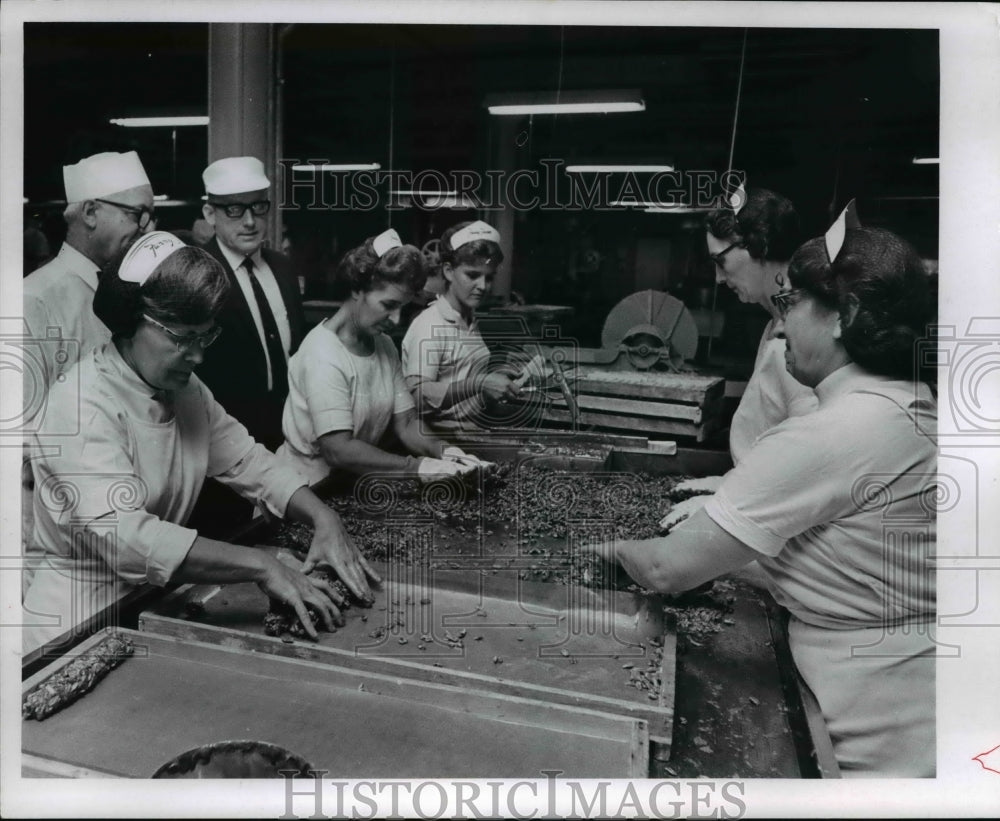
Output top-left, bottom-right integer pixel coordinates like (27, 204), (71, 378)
(485, 89), (644, 115)
(567, 164), (673, 173)
(911, 157), (939, 165)
(292, 163), (382, 172)
(109, 116), (209, 127)
(611, 199), (683, 208)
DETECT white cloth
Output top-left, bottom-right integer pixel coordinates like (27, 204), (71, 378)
(278, 323), (415, 485)
(729, 319), (818, 465)
(704, 363), (937, 776)
(217, 242), (292, 392)
(401, 296), (491, 430)
(22, 243), (109, 393)
(23, 342), (306, 652)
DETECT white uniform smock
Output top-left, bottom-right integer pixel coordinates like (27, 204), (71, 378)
(401, 296), (491, 431)
(278, 323), (416, 486)
(23, 343), (306, 653)
(705, 363), (937, 776)
(22, 243), (110, 391)
(729, 319), (818, 464)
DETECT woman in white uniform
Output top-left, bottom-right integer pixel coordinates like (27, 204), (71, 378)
(663, 188), (820, 529)
(278, 230), (482, 486)
(401, 221), (521, 431)
(597, 226), (937, 776)
(23, 233), (376, 653)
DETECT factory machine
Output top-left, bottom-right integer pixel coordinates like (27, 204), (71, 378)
(22, 430), (839, 781)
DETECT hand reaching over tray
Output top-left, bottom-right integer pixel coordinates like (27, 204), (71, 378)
(265, 550), (376, 640)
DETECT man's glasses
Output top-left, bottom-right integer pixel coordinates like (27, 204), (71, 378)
(95, 198), (154, 231)
(708, 241), (742, 268)
(143, 314), (222, 353)
(208, 200), (271, 219)
(770, 288), (804, 319)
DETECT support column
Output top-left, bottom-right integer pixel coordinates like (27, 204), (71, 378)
(489, 118), (517, 302)
(207, 24), (279, 246)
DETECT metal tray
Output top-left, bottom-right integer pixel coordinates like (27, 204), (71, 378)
(138, 561), (676, 751)
(22, 629), (648, 778)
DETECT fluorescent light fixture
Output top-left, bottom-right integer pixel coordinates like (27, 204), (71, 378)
(152, 198), (191, 207)
(911, 157), (939, 165)
(292, 163), (381, 172)
(644, 206), (711, 214)
(611, 199), (683, 208)
(568, 164), (673, 173)
(391, 189), (458, 197)
(110, 116), (209, 127)
(391, 190), (476, 209)
(485, 89), (644, 115)
(153, 194), (168, 202)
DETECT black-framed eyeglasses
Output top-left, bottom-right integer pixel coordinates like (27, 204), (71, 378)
(95, 198), (154, 230)
(208, 200), (271, 219)
(770, 288), (805, 319)
(708, 241), (742, 268)
(143, 314), (222, 353)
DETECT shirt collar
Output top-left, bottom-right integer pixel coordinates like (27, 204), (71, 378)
(58, 242), (102, 291)
(814, 362), (894, 405)
(98, 340), (171, 405)
(434, 295), (475, 330)
(218, 241), (262, 274)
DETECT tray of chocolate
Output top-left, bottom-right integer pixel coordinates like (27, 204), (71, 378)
(139, 557), (676, 751)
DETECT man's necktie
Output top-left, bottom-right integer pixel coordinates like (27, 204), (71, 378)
(242, 257), (288, 394)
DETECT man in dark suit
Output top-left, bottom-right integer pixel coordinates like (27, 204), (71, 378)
(190, 156), (306, 535)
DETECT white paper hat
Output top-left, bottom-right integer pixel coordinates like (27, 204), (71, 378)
(203, 157), (270, 196)
(372, 228), (402, 257)
(63, 151), (151, 202)
(824, 199), (861, 262)
(119, 231), (187, 286)
(450, 220), (501, 250)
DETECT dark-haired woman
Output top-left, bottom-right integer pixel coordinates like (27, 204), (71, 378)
(704, 187), (820, 461)
(23, 232), (377, 652)
(277, 230), (480, 486)
(595, 227), (937, 776)
(401, 221), (521, 431)
(663, 189), (821, 529)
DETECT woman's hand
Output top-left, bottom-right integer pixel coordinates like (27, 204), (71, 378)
(256, 552), (344, 640)
(416, 457), (466, 481)
(302, 508), (380, 603)
(441, 446), (492, 471)
(480, 372), (521, 403)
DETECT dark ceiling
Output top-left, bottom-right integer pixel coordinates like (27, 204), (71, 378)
(24, 22), (938, 255)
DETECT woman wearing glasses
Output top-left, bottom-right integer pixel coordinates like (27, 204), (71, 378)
(596, 226), (937, 776)
(23, 232), (377, 653)
(663, 188), (820, 530)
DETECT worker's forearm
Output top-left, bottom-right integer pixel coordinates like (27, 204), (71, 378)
(284, 485), (340, 530)
(172, 537), (271, 586)
(321, 437), (418, 477)
(396, 417), (446, 459)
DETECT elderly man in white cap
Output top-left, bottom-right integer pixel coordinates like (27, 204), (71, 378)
(191, 156), (305, 536)
(21, 150), (154, 592)
(23, 150), (154, 389)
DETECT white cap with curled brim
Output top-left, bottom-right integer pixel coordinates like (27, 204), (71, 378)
(63, 151), (151, 203)
(450, 220), (501, 250)
(203, 156), (270, 196)
(118, 231), (187, 286)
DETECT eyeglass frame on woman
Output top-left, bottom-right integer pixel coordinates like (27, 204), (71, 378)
(94, 198), (155, 230)
(709, 240), (742, 268)
(770, 288), (805, 319)
(142, 313), (222, 352)
(207, 200), (271, 219)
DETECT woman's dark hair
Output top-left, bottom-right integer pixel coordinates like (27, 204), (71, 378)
(704, 188), (801, 262)
(94, 242), (230, 338)
(337, 238), (427, 294)
(787, 227), (936, 383)
(438, 221), (505, 268)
